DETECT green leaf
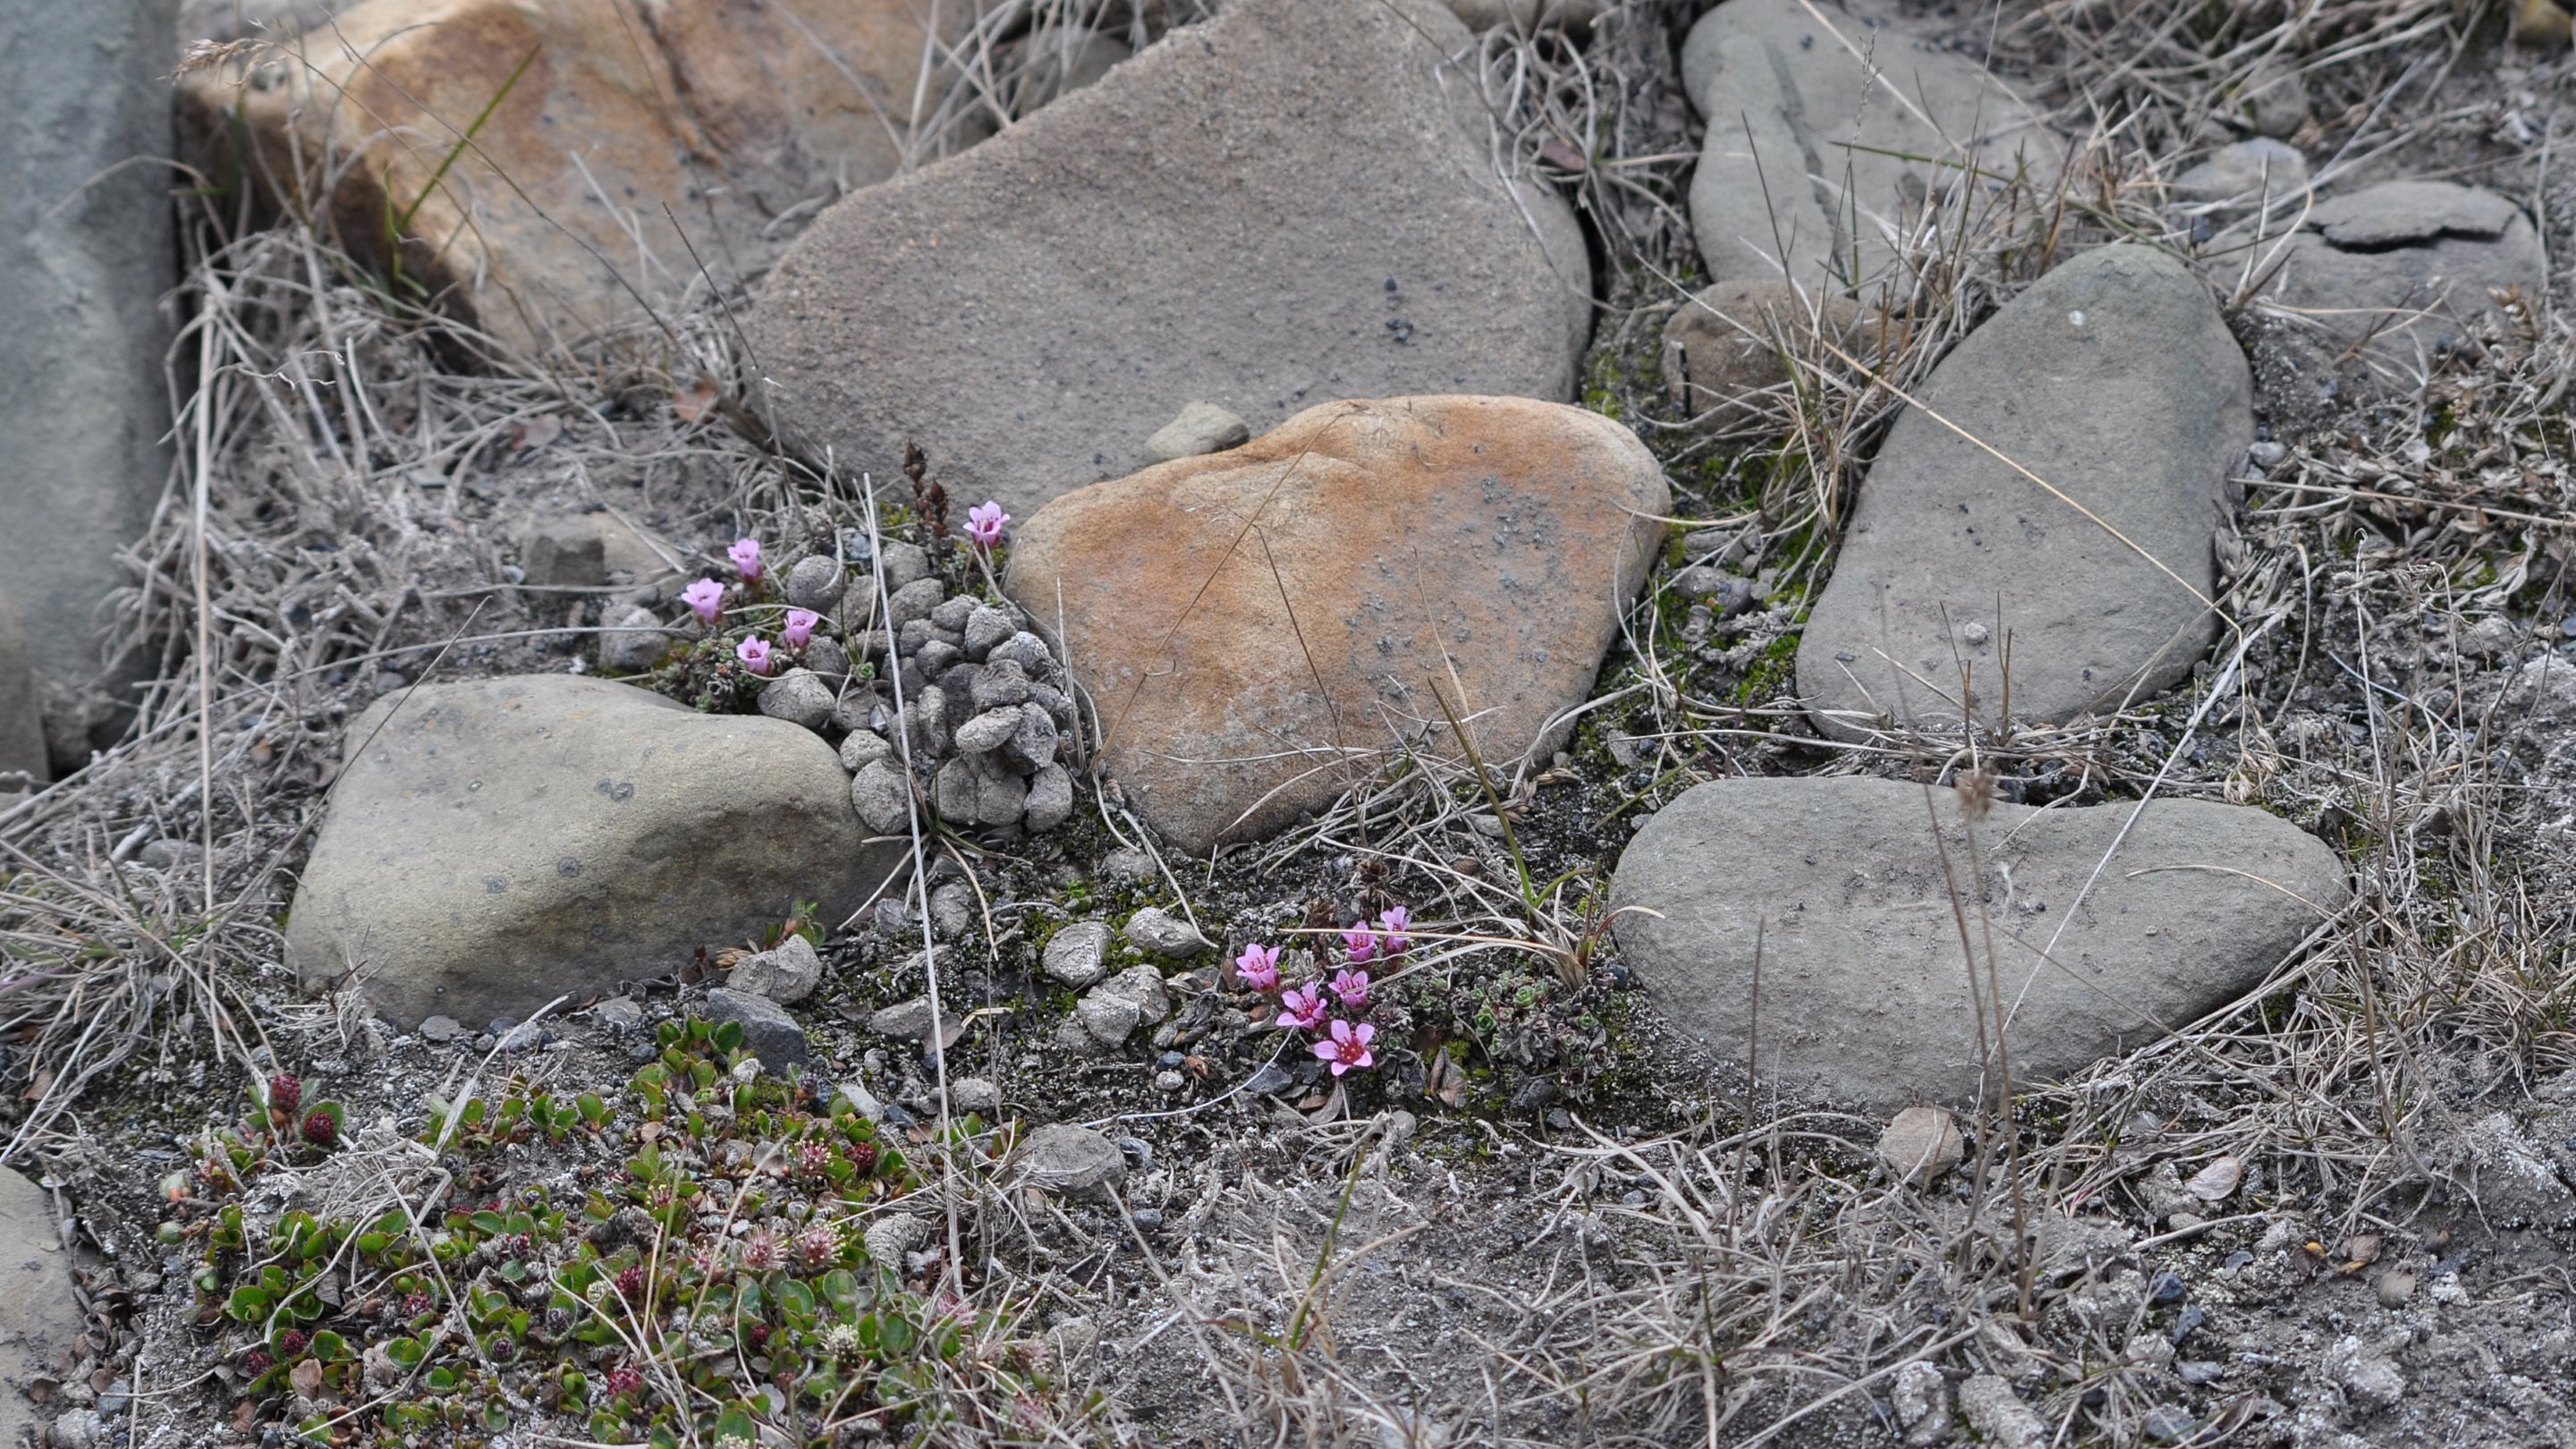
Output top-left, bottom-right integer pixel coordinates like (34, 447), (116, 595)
(224, 1285), (272, 1322)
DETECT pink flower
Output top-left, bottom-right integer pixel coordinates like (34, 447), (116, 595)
(1312, 1020), (1376, 1076)
(680, 578), (724, 624)
(735, 636), (774, 675)
(783, 608), (818, 648)
(1341, 926), (1377, 966)
(728, 537), (762, 582)
(965, 501), (1011, 549)
(1377, 906), (1411, 955)
(1276, 984), (1327, 1031)
(1330, 969), (1370, 1013)
(1234, 942), (1281, 993)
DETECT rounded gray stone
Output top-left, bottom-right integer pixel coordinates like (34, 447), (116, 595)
(1123, 906), (1213, 960)
(287, 676), (900, 1028)
(784, 555), (846, 612)
(970, 657), (1033, 712)
(748, 0), (1591, 524)
(850, 758), (913, 835)
(987, 631), (1055, 681)
(1797, 245), (2251, 740)
(962, 604), (1019, 660)
(1073, 989), (1141, 1046)
(883, 576), (945, 633)
(839, 728), (896, 773)
(1014, 1123), (1127, 1198)
(757, 667), (837, 731)
(877, 541), (931, 593)
(953, 705), (1024, 757)
(1608, 776), (2349, 1109)
(1042, 920), (1110, 987)
(1002, 702), (1060, 774)
(933, 756), (979, 822)
(599, 605), (674, 674)
(1023, 762), (1075, 832)
(973, 759), (1028, 826)
(704, 987), (811, 1070)
(1093, 963), (1171, 1026)
(1146, 401), (1251, 461)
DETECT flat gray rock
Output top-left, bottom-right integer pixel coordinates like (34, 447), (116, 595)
(1014, 1123), (1129, 1198)
(287, 677), (902, 1027)
(2242, 181), (2543, 379)
(1797, 246), (2250, 739)
(2308, 180), (2520, 248)
(1042, 920), (1111, 987)
(1609, 776), (2348, 1108)
(749, 0), (1591, 523)
(0, 0), (176, 773)
(705, 988), (812, 1071)
(0, 1166), (80, 1449)
(1679, 0), (2057, 297)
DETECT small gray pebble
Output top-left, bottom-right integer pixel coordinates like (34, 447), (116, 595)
(784, 555), (845, 612)
(1023, 763), (1074, 832)
(877, 541), (930, 593)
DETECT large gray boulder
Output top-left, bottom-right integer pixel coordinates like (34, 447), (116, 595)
(0, 0), (179, 775)
(287, 676), (903, 1027)
(1609, 776), (2349, 1108)
(0, 1166), (82, 1449)
(750, 0), (1592, 524)
(0, 590), (45, 789)
(1679, 0), (2058, 298)
(1797, 246), (2250, 740)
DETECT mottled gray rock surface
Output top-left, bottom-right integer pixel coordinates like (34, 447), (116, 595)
(0, 1166), (80, 1449)
(0, 0), (178, 774)
(705, 988), (812, 1071)
(750, 0), (1591, 521)
(0, 591), (44, 787)
(1610, 776), (2348, 1108)
(287, 677), (901, 1027)
(1015, 1123), (1128, 1197)
(1679, 0), (2057, 297)
(1798, 247), (2250, 739)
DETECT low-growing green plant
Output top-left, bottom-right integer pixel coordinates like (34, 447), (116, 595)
(165, 1018), (1087, 1447)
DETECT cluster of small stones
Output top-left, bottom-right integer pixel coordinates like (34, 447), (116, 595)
(825, 541), (1078, 839)
(1039, 909), (1215, 1073)
(615, 536), (1079, 839)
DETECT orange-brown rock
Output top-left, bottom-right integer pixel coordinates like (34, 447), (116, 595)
(182, 0), (962, 353)
(1004, 396), (1668, 853)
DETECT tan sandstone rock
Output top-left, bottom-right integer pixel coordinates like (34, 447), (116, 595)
(1662, 278), (1875, 434)
(1004, 396), (1666, 853)
(181, 0), (962, 353)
